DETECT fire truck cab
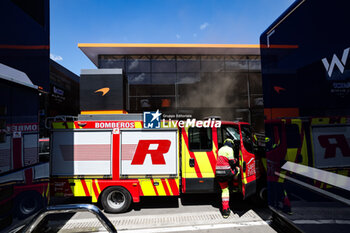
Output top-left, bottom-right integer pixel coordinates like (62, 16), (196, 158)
(50, 114), (257, 213)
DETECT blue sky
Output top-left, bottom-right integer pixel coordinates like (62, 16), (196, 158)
(50, 0), (294, 75)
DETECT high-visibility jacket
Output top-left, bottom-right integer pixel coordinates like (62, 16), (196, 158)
(216, 145), (237, 175)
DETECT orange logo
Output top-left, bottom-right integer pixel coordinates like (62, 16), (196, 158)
(94, 87), (110, 96)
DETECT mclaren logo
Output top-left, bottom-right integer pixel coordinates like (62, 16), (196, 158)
(94, 87), (110, 96)
(322, 47), (349, 77)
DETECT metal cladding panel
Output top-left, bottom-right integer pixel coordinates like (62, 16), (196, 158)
(260, 0), (350, 116)
(120, 130), (178, 176)
(80, 71), (126, 111)
(312, 125), (350, 168)
(51, 130), (112, 176)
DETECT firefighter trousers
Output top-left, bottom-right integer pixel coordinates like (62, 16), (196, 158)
(219, 181), (230, 210)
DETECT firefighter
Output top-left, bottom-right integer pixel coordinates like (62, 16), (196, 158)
(215, 138), (240, 218)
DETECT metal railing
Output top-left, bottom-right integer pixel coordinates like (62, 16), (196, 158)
(22, 204), (117, 233)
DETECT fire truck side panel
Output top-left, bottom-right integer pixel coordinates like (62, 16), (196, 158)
(51, 130), (113, 176)
(119, 129), (178, 176)
(312, 123), (350, 169)
(119, 129), (179, 197)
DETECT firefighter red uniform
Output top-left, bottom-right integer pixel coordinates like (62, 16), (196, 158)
(215, 139), (240, 218)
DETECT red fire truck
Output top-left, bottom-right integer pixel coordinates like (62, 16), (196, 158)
(0, 63), (49, 229)
(50, 114), (258, 213)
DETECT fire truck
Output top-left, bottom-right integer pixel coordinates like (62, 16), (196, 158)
(0, 63), (49, 229)
(50, 114), (258, 213)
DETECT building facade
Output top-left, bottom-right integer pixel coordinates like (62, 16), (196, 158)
(79, 44), (263, 132)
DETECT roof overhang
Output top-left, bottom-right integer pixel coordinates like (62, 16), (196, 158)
(78, 43), (260, 67)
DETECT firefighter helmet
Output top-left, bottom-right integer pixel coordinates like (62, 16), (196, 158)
(223, 138), (235, 147)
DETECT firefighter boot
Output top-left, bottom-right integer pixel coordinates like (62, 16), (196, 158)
(222, 208), (230, 219)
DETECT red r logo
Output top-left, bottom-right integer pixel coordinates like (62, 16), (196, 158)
(318, 134), (350, 158)
(131, 140), (171, 165)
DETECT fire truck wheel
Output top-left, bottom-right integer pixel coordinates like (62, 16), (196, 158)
(101, 186), (132, 213)
(14, 191), (44, 220)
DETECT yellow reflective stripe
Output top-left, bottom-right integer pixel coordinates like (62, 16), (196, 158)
(261, 158), (267, 171)
(153, 179), (166, 196)
(139, 179), (156, 196)
(240, 151), (248, 184)
(135, 122), (142, 128)
(165, 179), (173, 195)
(70, 179), (85, 196)
(277, 170), (286, 183)
(46, 184), (50, 197)
(95, 179), (101, 193)
(182, 134), (197, 178)
(52, 122), (76, 129)
(194, 151), (214, 178)
(222, 187), (230, 198)
(213, 143), (218, 159)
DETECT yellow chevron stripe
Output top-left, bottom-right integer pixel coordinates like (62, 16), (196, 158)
(154, 179), (166, 196)
(139, 179), (157, 196)
(46, 184), (50, 197)
(193, 151), (214, 178)
(165, 179), (173, 196)
(240, 151), (248, 185)
(95, 179), (101, 193)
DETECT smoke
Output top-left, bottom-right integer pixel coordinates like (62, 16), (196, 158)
(178, 72), (249, 121)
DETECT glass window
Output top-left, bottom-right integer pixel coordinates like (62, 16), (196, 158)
(127, 56), (151, 72)
(286, 124), (301, 148)
(130, 97), (175, 111)
(128, 73), (151, 84)
(151, 73), (176, 96)
(225, 56), (248, 71)
(189, 127), (212, 151)
(177, 73), (200, 84)
(248, 59), (261, 71)
(211, 73), (248, 108)
(177, 56), (200, 72)
(201, 56), (225, 72)
(218, 125), (240, 148)
(151, 56), (176, 72)
(152, 73), (176, 84)
(241, 124), (254, 154)
(128, 73), (152, 96)
(99, 55), (125, 69)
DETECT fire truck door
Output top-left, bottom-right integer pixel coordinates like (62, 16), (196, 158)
(239, 124), (257, 199)
(181, 127), (217, 193)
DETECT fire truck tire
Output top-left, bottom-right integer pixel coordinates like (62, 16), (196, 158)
(14, 191), (44, 220)
(101, 186), (132, 213)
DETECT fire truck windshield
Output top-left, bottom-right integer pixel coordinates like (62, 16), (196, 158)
(224, 126), (240, 140)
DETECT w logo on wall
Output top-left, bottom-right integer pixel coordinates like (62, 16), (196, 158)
(322, 47), (349, 78)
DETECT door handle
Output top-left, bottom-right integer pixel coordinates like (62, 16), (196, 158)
(189, 158), (195, 167)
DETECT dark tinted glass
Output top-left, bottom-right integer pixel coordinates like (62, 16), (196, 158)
(127, 56), (151, 72)
(177, 56), (200, 72)
(189, 127), (212, 151)
(241, 124), (254, 153)
(225, 56), (248, 71)
(99, 55), (125, 69)
(151, 56), (176, 72)
(286, 124), (301, 148)
(201, 56), (224, 72)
